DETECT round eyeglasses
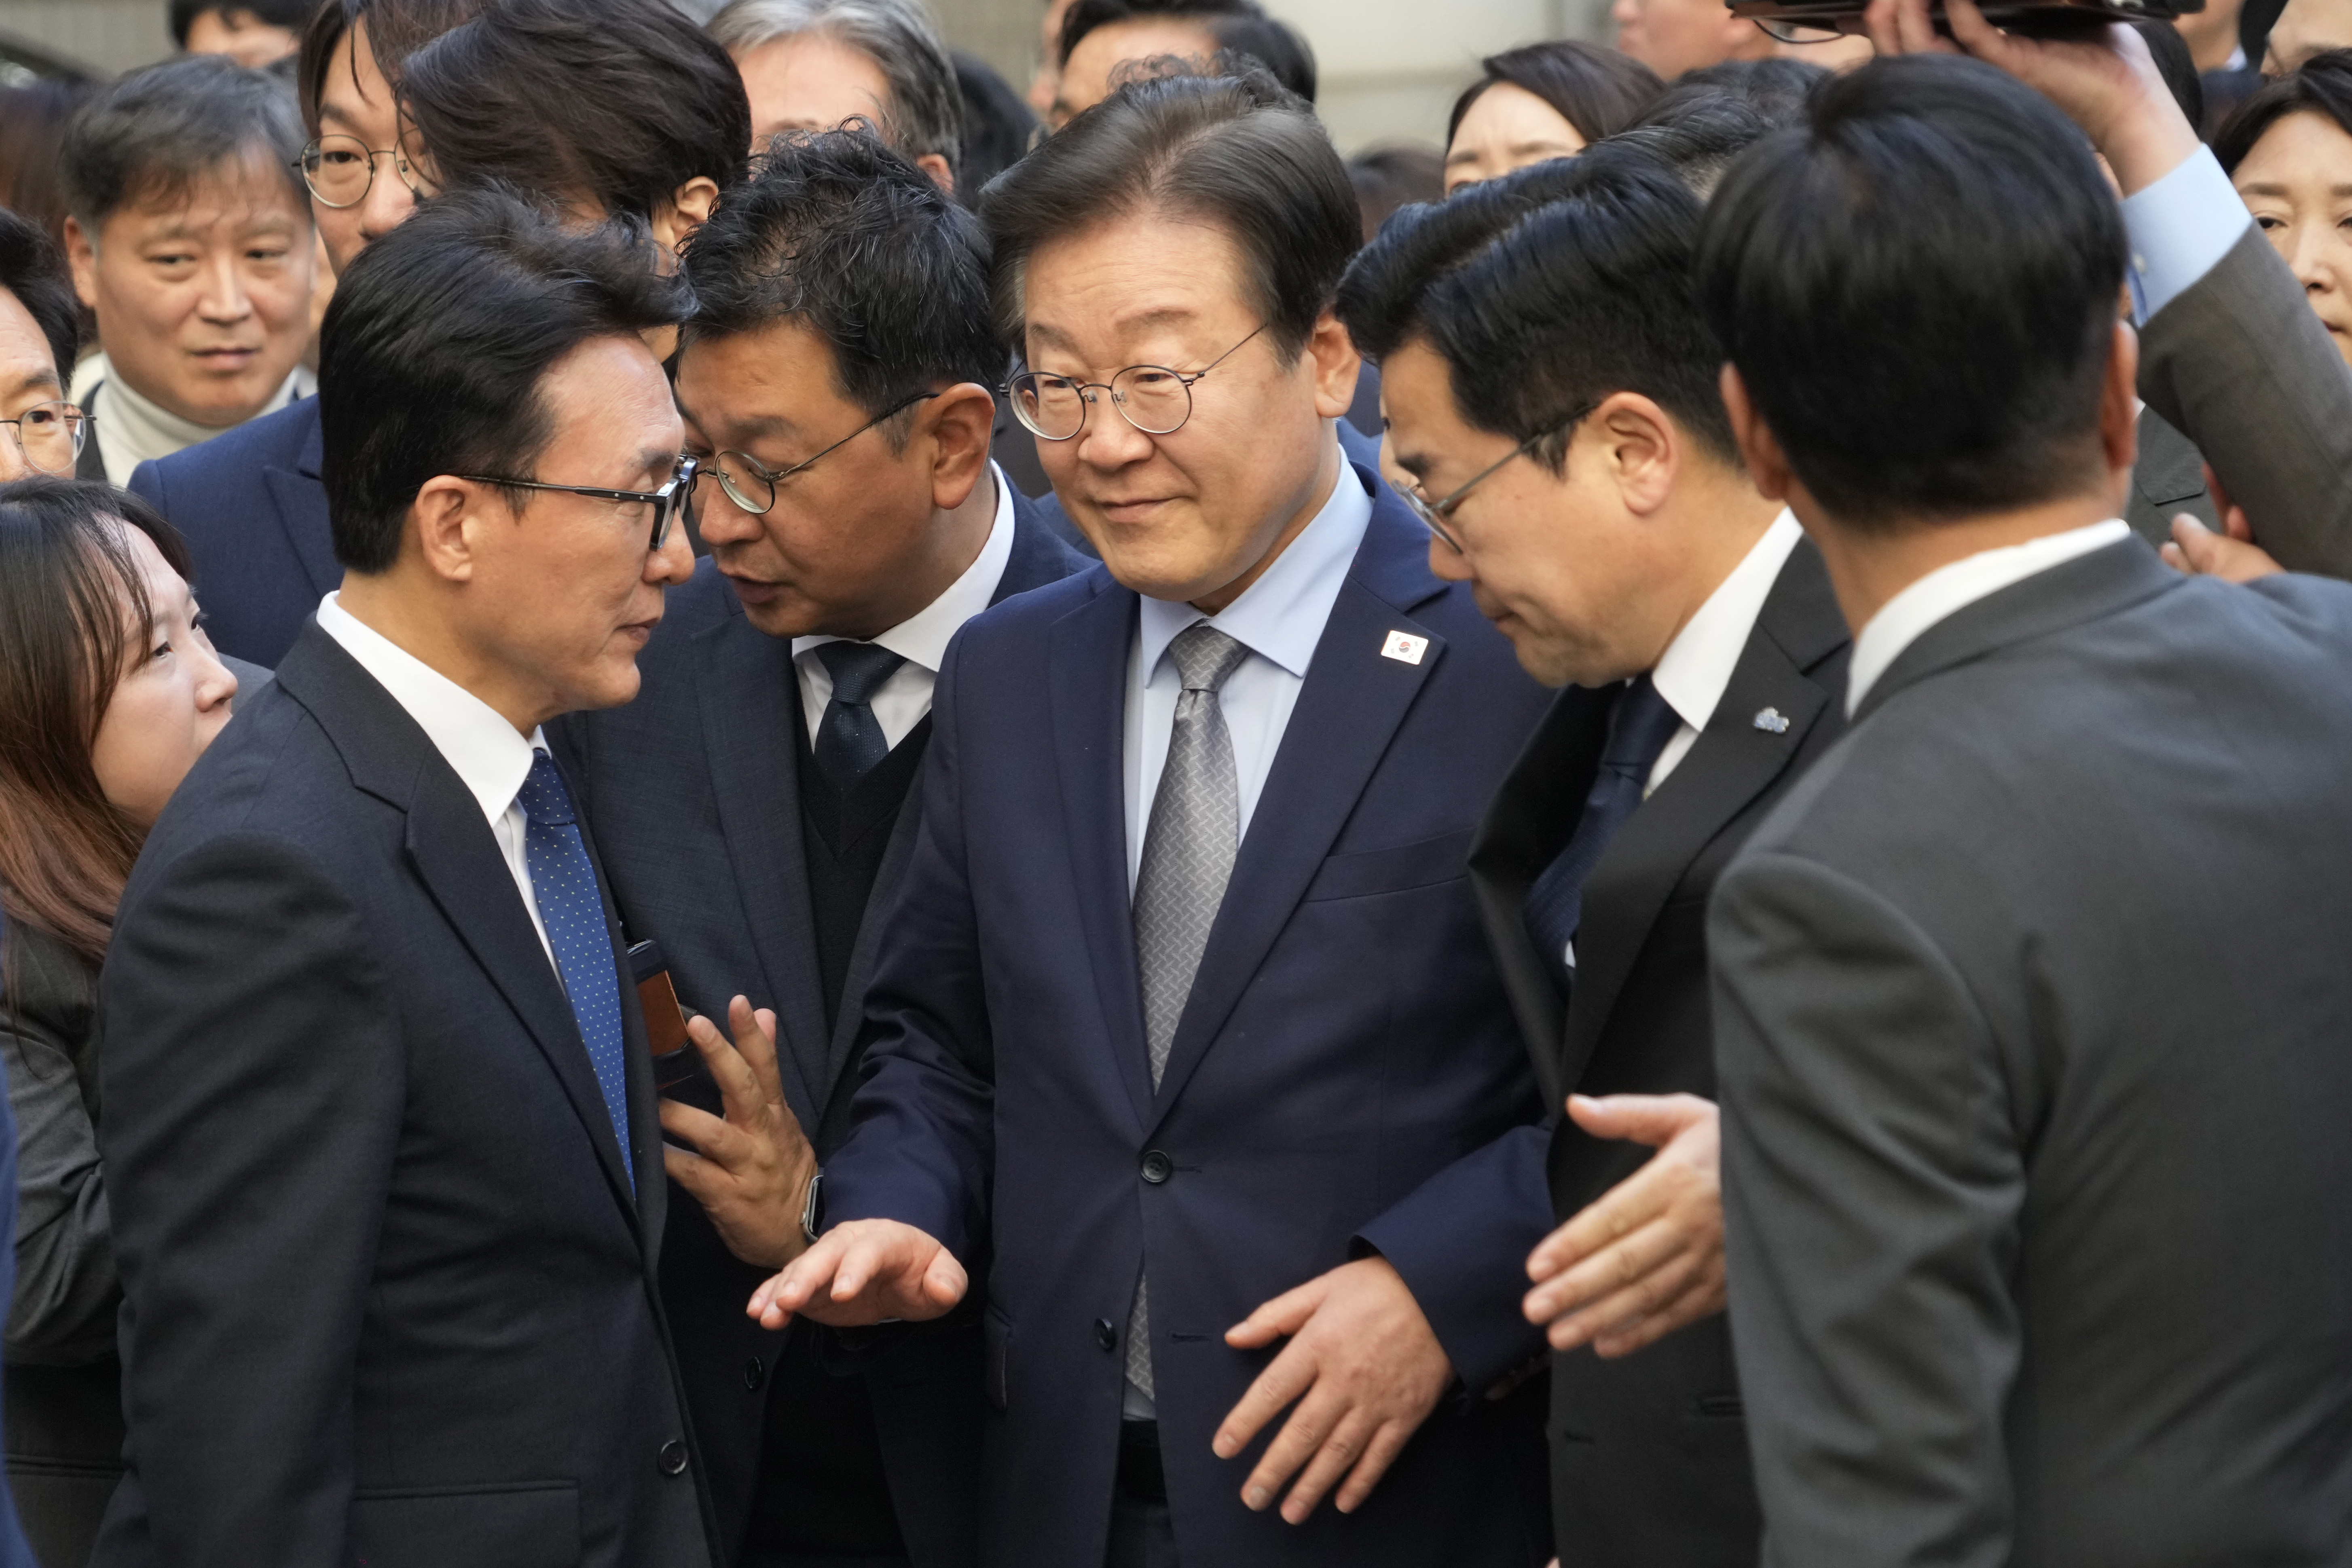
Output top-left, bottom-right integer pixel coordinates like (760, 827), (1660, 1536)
(1005, 324), (1266, 442)
(457, 454), (699, 553)
(694, 390), (939, 518)
(0, 401), (88, 477)
(295, 135), (436, 209)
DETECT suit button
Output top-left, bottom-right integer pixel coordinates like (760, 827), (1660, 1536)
(742, 1357), (765, 1391)
(1093, 1318), (1117, 1352)
(1140, 1150), (1173, 1185)
(658, 1439), (689, 1477)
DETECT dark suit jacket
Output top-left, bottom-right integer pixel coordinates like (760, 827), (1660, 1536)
(127, 397), (336, 668)
(549, 492), (1087, 1566)
(2122, 407), (2214, 549)
(1711, 541), (2352, 1566)
(1466, 538), (1850, 1567)
(94, 626), (715, 1568)
(826, 471), (1558, 1568)
(2138, 224), (2352, 579)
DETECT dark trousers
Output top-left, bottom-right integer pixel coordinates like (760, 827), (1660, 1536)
(1106, 1422), (1178, 1568)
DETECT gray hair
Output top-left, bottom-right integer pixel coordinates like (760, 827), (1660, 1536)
(59, 53), (309, 230)
(708, 0), (964, 171)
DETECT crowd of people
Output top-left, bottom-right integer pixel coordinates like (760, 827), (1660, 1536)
(0, 0), (2348, 1566)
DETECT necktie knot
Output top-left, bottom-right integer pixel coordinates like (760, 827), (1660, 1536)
(815, 640), (907, 706)
(1168, 623), (1248, 694)
(514, 750), (577, 829)
(1601, 675), (1681, 776)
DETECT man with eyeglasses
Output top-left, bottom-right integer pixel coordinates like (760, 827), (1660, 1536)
(0, 210), (93, 489)
(548, 129), (1087, 1568)
(1332, 146), (1855, 1567)
(94, 186), (718, 1568)
(748, 67), (1557, 1568)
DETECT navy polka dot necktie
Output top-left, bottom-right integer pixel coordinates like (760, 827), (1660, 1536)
(515, 749), (634, 1190)
(812, 641), (908, 790)
(1523, 675), (1682, 993)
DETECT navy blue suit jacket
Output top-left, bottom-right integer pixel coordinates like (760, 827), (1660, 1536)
(550, 490), (1086, 1565)
(128, 397), (336, 669)
(0, 936), (39, 1568)
(827, 469), (1557, 1568)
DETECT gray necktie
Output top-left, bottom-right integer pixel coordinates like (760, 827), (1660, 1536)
(1125, 622), (1250, 1407)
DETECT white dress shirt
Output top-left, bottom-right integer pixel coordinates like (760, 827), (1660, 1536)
(1645, 510), (1806, 795)
(2123, 145), (2253, 325)
(315, 591), (556, 969)
(791, 462), (1017, 748)
(1845, 519), (2132, 715)
(1123, 458), (1375, 888)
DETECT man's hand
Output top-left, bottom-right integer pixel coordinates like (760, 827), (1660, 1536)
(659, 995), (817, 1270)
(1213, 1256), (1453, 1524)
(1524, 1094), (1725, 1358)
(746, 1217), (967, 1330)
(2164, 515), (2283, 581)
(1862, 0), (2199, 193)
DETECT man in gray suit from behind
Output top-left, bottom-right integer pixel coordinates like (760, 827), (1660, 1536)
(1696, 45), (2352, 1568)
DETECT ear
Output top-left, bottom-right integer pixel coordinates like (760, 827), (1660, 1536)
(2098, 318), (2140, 488)
(651, 176), (722, 253)
(1719, 363), (1792, 504)
(922, 381), (998, 511)
(63, 216), (99, 312)
(915, 153), (957, 197)
(411, 475), (487, 585)
(1303, 309), (1361, 423)
(1589, 391), (1680, 519)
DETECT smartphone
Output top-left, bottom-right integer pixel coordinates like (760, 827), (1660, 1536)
(627, 940), (702, 1091)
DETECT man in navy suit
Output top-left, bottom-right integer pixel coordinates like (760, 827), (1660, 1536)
(95, 188), (715, 1568)
(551, 131), (1088, 1568)
(754, 68), (1556, 1568)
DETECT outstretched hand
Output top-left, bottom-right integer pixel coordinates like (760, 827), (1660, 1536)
(747, 1217), (967, 1330)
(1524, 1094), (1726, 1358)
(659, 995), (816, 1270)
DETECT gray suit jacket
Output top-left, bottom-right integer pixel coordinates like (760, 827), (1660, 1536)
(2139, 224), (2352, 577)
(1709, 541), (2352, 1566)
(2122, 406), (2214, 548)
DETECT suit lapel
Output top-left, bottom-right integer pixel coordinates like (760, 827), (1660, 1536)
(266, 403), (342, 601)
(694, 607), (830, 1123)
(1049, 574), (1158, 1129)
(1146, 502), (1442, 1128)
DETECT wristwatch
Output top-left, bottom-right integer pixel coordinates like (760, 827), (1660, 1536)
(800, 1169), (825, 1246)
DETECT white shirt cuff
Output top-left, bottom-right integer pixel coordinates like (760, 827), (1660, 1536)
(2122, 145), (2253, 325)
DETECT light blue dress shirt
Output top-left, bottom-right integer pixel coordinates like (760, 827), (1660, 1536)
(2123, 145), (2253, 325)
(1122, 454), (1376, 890)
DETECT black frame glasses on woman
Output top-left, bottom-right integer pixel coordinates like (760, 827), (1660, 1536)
(694, 390), (940, 518)
(457, 453), (700, 552)
(294, 135), (438, 209)
(1005, 323), (1267, 442)
(1393, 402), (1598, 554)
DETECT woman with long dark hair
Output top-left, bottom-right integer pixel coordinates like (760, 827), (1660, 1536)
(0, 477), (237, 1567)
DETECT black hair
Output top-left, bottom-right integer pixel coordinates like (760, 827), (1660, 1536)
(1339, 146), (1737, 468)
(1447, 40), (1663, 150)
(0, 207), (79, 380)
(400, 0), (751, 221)
(57, 53), (308, 229)
(983, 63), (1357, 363)
(1696, 55), (2126, 529)
(0, 80), (95, 248)
(2129, 19), (2204, 134)
(1059, 0), (1261, 65)
(681, 129), (1005, 444)
(1614, 86), (1775, 197)
(2216, 47), (2352, 172)
(1206, 15), (1316, 103)
(296, 0), (489, 136)
(954, 49), (1039, 199)
(169, 0), (317, 48)
(1673, 58), (1829, 127)
(1347, 142), (1445, 243)
(319, 184), (691, 573)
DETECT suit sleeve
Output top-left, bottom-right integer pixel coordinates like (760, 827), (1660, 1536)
(1, 958), (115, 1366)
(1708, 849), (2024, 1568)
(2137, 224), (2352, 580)
(99, 833), (402, 1568)
(819, 632), (995, 1264)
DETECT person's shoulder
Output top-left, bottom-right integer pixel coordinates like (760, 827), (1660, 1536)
(139, 397), (319, 495)
(137, 676), (359, 874)
(0, 922), (96, 1032)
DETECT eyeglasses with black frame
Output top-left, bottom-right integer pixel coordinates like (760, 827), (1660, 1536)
(0, 401), (88, 477)
(1392, 402), (1598, 554)
(457, 453), (700, 552)
(294, 135), (438, 209)
(1005, 323), (1267, 442)
(693, 390), (940, 518)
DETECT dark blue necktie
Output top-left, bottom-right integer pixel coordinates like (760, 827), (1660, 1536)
(812, 641), (907, 790)
(1523, 676), (1682, 992)
(515, 750), (634, 1190)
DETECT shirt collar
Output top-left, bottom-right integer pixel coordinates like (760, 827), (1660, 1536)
(1846, 518), (2132, 716)
(1650, 510), (1804, 736)
(791, 461), (1017, 672)
(1136, 454), (1374, 684)
(315, 591), (546, 827)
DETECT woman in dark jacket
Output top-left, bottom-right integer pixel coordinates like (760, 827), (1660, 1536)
(0, 479), (239, 1566)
